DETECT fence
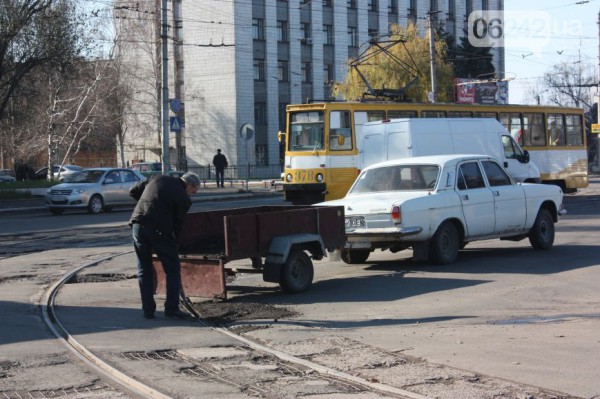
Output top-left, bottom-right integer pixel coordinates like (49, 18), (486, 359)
(187, 163), (283, 182)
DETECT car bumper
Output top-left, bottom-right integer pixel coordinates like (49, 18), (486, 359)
(45, 194), (89, 208)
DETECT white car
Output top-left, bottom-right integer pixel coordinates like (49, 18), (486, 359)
(318, 154), (566, 265)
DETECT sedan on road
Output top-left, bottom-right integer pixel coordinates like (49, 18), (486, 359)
(319, 154), (566, 265)
(45, 168), (146, 215)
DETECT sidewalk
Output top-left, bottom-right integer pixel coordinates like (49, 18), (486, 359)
(0, 180), (283, 214)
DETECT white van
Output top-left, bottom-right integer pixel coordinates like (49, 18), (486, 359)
(359, 118), (540, 183)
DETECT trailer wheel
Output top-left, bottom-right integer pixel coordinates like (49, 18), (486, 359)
(340, 249), (370, 264)
(280, 249), (313, 294)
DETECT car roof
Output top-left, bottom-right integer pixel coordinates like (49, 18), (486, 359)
(362, 154), (494, 171)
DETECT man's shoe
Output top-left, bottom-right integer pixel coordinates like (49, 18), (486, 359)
(144, 312), (155, 319)
(165, 309), (192, 319)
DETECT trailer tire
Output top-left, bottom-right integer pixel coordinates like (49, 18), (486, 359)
(340, 249), (370, 264)
(280, 249), (313, 294)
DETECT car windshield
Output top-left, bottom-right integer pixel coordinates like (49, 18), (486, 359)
(68, 170), (105, 183)
(349, 164), (440, 194)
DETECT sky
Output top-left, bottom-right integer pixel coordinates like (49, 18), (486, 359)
(502, 0), (599, 105)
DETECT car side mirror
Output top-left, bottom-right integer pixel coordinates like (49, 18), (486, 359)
(337, 135), (345, 146)
(520, 150), (530, 164)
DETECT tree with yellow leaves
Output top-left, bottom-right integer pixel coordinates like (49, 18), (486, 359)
(332, 23), (454, 102)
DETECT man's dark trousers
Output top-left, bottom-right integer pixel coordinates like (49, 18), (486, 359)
(131, 223), (182, 315)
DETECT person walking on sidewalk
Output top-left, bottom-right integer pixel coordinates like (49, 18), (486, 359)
(212, 149), (228, 188)
(129, 172), (200, 319)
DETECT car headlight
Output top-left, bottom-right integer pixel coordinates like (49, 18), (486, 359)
(73, 188), (86, 194)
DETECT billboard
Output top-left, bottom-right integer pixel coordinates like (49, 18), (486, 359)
(454, 78), (508, 105)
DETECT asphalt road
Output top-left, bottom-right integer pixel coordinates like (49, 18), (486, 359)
(1, 182), (599, 398)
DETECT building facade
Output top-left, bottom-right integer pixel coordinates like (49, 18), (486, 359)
(116, 0), (505, 172)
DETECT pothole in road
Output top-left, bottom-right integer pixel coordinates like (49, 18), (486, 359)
(191, 300), (299, 327)
(66, 273), (137, 283)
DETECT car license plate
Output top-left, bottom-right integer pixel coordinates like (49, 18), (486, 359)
(51, 195), (66, 202)
(345, 216), (365, 228)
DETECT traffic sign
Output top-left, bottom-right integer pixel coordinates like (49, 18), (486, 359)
(240, 123), (254, 140)
(592, 124), (600, 134)
(169, 99), (182, 113)
(170, 116), (182, 133)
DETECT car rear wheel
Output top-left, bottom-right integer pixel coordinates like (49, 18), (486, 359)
(340, 249), (371, 264)
(429, 222), (459, 264)
(49, 208), (64, 215)
(87, 195), (104, 214)
(279, 249), (313, 294)
(528, 208), (554, 250)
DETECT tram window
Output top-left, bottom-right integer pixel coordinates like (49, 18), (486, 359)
(548, 113), (566, 146)
(473, 112), (497, 119)
(448, 111), (472, 117)
(387, 110), (417, 119)
(329, 110), (353, 151)
(565, 114), (583, 146)
(523, 113), (545, 146)
(500, 112), (524, 146)
(367, 111), (385, 122)
(421, 111), (446, 118)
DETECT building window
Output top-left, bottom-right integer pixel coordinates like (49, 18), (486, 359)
(408, 0), (417, 20)
(368, 0), (377, 11)
(277, 61), (289, 82)
(430, 0), (438, 12)
(466, 0), (473, 17)
(279, 102), (288, 131)
(301, 22), (311, 40)
(323, 24), (334, 45)
(323, 64), (333, 84)
(348, 27), (358, 47)
(301, 62), (311, 83)
(254, 102), (266, 124)
(252, 18), (264, 40)
(323, 0), (332, 6)
(368, 28), (378, 38)
(389, 0), (398, 14)
(482, 0), (488, 10)
(347, 0), (357, 9)
(255, 144), (268, 166)
(253, 60), (265, 81)
(277, 20), (288, 42)
(446, 0), (455, 20)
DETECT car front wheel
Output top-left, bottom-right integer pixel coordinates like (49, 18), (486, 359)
(528, 208), (554, 250)
(429, 222), (459, 264)
(87, 195), (104, 214)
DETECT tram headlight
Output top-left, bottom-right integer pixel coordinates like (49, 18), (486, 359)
(316, 173), (323, 182)
(286, 173), (293, 182)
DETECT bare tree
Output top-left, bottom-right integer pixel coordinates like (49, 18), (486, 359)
(537, 60), (595, 109)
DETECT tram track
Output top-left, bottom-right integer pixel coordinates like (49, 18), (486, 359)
(40, 250), (427, 399)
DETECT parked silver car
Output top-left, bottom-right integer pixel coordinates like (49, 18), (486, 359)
(34, 164), (83, 182)
(45, 168), (146, 215)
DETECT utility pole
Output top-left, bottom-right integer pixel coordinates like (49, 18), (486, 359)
(161, 0), (170, 174)
(597, 11), (600, 171)
(428, 11), (439, 103)
(172, 0), (185, 171)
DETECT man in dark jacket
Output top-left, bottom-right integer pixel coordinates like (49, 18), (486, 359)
(212, 149), (228, 187)
(129, 172), (200, 319)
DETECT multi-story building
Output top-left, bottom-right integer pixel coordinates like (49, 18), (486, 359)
(116, 0), (505, 173)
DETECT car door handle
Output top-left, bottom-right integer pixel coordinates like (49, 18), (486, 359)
(493, 191), (500, 196)
(461, 195), (469, 200)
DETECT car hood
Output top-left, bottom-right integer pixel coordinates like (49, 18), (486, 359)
(50, 183), (95, 191)
(318, 191), (431, 215)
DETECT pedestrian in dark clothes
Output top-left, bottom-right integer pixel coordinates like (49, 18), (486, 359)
(129, 172), (200, 319)
(212, 149), (228, 188)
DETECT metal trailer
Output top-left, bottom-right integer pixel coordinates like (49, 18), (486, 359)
(152, 205), (345, 300)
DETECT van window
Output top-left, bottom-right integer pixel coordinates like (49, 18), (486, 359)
(501, 135), (524, 159)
